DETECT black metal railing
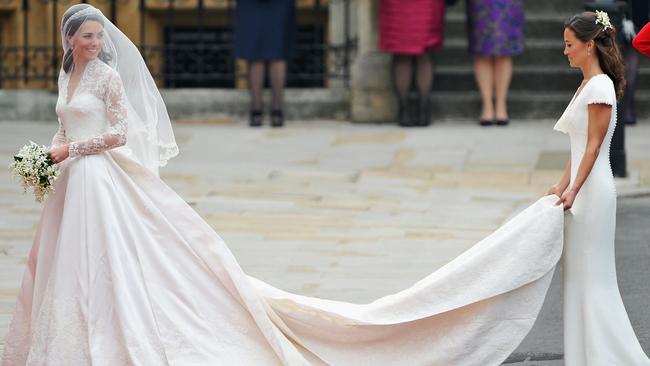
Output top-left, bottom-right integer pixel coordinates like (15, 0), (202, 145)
(0, 0), (356, 88)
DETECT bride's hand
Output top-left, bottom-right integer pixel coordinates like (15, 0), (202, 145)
(555, 188), (576, 210)
(48, 144), (70, 164)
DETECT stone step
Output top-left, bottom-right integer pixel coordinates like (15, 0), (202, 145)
(444, 13), (571, 41)
(0, 89), (350, 122)
(434, 38), (650, 68)
(2, 88), (646, 122)
(446, 0), (597, 16)
(427, 91), (650, 120)
(431, 65), (650, 92)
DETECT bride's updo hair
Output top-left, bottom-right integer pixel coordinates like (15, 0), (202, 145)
(61, 4), (110, 73)
(564, 11), (626, 101)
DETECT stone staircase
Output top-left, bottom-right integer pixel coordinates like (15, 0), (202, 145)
(432, 0), (650, 120)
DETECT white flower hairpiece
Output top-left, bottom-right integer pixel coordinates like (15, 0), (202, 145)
(595, 10), (613, 31)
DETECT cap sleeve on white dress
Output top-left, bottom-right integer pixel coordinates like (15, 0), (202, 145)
(585, 75), (616, 106)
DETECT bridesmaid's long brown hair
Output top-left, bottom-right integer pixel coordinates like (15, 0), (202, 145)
(564, 12), (626, 101)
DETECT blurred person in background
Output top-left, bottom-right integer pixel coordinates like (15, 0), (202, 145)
(621, 0), (649, 125)
(379, 0), (447, 127)
(466, 0), (525, 126)
(234, 0), (295, 127)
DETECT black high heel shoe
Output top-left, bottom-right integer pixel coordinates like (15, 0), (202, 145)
(398, 103), (413, 127)
(271, 109), (284, 128)
(249, 110), (263, 127)
(416, 99), (432, 127)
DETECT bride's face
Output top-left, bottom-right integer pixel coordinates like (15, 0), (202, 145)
(70, 20), (104, 64)
(563, 28), (592, 69)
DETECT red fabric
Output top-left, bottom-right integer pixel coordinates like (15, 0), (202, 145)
(379, 0), (446, 54)
(632, 22), (650, 57)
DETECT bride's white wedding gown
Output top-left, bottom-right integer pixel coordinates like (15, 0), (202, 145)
(554, 74), (650, 365)
(0, 60), (643, 365)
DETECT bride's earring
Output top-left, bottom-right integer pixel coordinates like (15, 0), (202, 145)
(587, 48), (591, 56)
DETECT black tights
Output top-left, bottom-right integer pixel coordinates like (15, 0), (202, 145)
(248, 60), (287, 111)
(393, 54), (433, 110)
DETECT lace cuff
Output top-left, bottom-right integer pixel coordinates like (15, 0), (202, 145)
(68, 131), (126, 157)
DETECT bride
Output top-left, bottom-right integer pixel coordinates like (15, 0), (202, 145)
(0, 5), (645, 365)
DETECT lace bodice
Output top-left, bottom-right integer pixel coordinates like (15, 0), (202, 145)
(53, 58), (127, 157)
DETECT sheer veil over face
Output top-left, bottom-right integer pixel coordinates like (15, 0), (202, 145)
(61, 4), (178, 175)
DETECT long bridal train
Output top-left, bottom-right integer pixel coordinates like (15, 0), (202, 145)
(2, 146), (564, 366)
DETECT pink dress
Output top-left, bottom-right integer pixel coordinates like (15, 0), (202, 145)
(379, 0), (446, 54)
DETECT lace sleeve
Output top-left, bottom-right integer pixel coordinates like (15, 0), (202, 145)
(68, 71), (128, 157)
(50, 118), (68, 148)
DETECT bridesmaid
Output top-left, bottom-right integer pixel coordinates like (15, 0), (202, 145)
(620, 0), (649, 125)
(233, 0), (295, 127)
(379, 0), (446, 127)
(466, 0), (525, 126)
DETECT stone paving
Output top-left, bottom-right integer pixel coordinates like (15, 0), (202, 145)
(0, 119), (649, 363)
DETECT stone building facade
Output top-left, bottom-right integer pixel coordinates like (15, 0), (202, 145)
(0, 0), (356, 90)
(1, 0), (648, 122)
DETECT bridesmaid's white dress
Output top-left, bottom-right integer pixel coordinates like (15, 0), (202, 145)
(554, 73), (650, 365)
(0, 60), (640, 365)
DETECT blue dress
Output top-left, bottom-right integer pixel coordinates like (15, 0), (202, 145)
(233, 0), (296, 61)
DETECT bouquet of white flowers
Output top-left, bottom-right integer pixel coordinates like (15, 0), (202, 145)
(9, 141), (59, 202)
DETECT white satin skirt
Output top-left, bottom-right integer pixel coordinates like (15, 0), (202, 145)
(2, 151), (565, 366)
